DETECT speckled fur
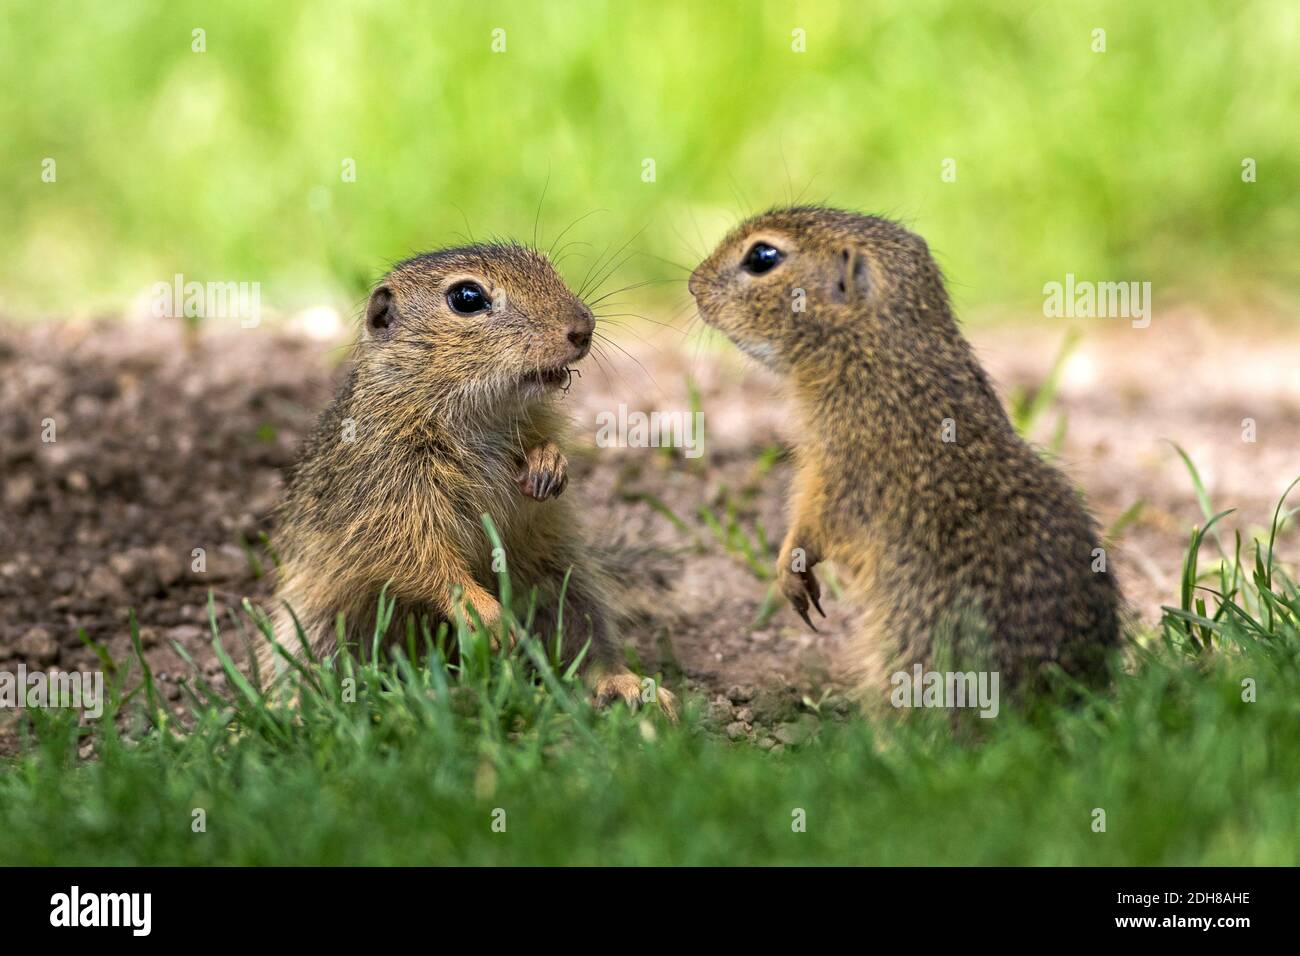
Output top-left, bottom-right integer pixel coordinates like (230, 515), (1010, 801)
(262, 243), (673, 716)
(690, 207), (1121, 701)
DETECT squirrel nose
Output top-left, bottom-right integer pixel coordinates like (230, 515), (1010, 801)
(567, 309), (594, 354)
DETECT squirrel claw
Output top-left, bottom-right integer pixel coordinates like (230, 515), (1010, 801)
(781, 562), (824, 631)
(800, 569), (825, 618)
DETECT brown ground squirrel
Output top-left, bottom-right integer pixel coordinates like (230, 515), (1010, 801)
(689, 206), (1121, 700)
(262, 243), (674, 717)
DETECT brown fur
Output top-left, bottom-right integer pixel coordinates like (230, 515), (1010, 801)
(689, 206), (1121, 703)
(262, 243), (674, 717)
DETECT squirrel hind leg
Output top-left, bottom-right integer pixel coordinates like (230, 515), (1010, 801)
(588, 666), (677, 722)
(254, 602), (340, 684)
(528, 569), (678, 721)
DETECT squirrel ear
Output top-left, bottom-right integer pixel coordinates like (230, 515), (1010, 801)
(365, 286), (398, 336)
(835, 248), (871, 304)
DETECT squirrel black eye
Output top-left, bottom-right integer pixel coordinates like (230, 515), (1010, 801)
(446, 281), (490, 315)
(741, 242), (784, 275)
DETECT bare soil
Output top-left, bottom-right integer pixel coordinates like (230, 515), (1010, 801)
(3, 309), (1298, 750)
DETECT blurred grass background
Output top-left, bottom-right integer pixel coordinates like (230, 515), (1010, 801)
(1, 0), (1297, 321)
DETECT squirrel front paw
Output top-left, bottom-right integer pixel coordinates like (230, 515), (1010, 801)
(516, 441), (568, 501)
(778, 555), (825, 632)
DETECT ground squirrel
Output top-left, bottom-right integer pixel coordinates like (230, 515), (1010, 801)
(262, 243), (674, 717)
(689, 206), (1121, 700)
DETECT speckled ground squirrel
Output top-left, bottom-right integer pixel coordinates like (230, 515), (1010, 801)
(689, 206), (1121, 699)
(262, 243), (675, 718)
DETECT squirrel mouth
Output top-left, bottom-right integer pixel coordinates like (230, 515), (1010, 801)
(531, 366), (578, 392)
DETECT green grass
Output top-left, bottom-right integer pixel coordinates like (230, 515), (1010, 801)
(2, 477), (1299, 866)
(1, 0), (1298, 319)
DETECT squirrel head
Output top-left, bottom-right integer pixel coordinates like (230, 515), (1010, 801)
(688, 206), (952, 372)
(360, 243), (594, 407)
